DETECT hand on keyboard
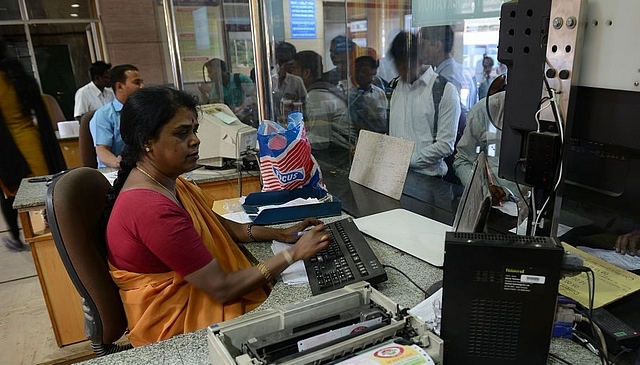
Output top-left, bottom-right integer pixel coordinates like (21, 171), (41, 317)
(278, 217), (326, 243)
(289, 221), (331, 262)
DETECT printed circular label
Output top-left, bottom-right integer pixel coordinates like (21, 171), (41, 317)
(374, 345), (404, 358)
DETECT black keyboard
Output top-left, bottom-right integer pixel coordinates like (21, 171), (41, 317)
(304, 217), (388, 295)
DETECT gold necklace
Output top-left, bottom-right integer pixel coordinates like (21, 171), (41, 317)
(135, 166), (179, 203)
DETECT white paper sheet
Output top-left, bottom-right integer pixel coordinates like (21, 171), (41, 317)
(577, 246), (640, 271)
(494, 201), (518, 217)
(408, 288), (443, 336)
(271, 241), (308, 285)
(510, 218), (572, 236)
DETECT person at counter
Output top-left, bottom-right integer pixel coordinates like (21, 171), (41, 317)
(90, 64), (144, 169)
(0, 37), (66, 252)
(388, 31), (460, 178)
(73, 60), (114, 120)
(615, 230), (640, 256)
(453, 89), (518, 205)
(103, 86), (331, 346)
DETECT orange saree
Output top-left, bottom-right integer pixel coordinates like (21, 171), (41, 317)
(109, 177), (268, 347)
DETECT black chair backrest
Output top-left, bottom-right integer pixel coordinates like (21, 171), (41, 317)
(79, 110), (97, 168)
(46, 167), (131, 355)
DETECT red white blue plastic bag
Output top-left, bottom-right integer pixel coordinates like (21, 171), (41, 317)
(257, 114), (325, 191)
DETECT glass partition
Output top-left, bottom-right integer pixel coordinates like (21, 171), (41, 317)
(249, 0), (505, 175)
(164, 0), (511, 195)
(27, 0), (93, 19)
(0, 0), (21, 20)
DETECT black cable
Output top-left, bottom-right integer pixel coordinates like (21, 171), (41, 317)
(573, 329), (612, 365)
(573, 268), (613, 365)
(382, 264), (428, 298)
(610, 346), (633, 364)
(549, 352), (575, 365)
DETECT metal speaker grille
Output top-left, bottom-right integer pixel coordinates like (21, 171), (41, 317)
(473, 270), (503, 284)
(467, 298), (522, 360)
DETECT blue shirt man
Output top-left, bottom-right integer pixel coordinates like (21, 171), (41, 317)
(90, 98), (124, 168)
(89, 64), (144, 168)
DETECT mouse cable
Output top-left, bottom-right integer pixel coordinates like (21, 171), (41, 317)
(382, 264), (428, 298)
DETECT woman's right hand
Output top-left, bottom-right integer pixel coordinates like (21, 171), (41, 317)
(289, 224), (331, 262)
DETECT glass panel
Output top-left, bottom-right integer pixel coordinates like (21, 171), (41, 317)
(0, 26), (32, 77)
(0, 0), (21, 20)
(27, 0), (94, 20)
(29, 23), (93, 119)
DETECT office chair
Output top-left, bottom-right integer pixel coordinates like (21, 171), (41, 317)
(46, 167), (132, 356)
(43, 94), (66, 130)
(79, 110), (97, 168)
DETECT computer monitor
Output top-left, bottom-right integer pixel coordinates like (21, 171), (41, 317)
(197, 103), (257, 168)
(452, 152), (493, 233)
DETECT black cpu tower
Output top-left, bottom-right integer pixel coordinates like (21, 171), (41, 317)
(441, 232), (564, 365)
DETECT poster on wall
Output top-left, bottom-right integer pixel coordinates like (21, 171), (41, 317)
(173, 5), (224, 84)
(193, 7), (211, 50)
(290, 0), (316, 39)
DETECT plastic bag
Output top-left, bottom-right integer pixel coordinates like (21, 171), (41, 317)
(257, 113), (326, 192)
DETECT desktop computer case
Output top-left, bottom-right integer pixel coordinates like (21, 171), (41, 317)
(441, 232), (564, 365)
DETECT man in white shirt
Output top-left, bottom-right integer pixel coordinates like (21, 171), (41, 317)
(73, 61), (114, 120)
(388, 31), (461, 177)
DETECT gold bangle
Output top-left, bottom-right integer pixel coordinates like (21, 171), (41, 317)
(281, 249), (294, 265)
(256, 262), (273, 281)
(247, 224), (255, 241)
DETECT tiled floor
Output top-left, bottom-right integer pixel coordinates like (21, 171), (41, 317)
(0, 218), (93, 365)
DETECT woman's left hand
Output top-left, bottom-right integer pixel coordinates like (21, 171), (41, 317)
(279, 217), (325, 243)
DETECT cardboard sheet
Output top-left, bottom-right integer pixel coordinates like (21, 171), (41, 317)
(349, 131), (414, 200)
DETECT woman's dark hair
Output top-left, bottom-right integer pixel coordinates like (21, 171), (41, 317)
(101, 86), (199, 232)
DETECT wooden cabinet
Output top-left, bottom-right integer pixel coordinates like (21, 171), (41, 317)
(199, 174), (262, 201)
(58, 137), (81, 168)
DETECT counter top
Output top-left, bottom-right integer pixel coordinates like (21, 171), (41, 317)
(78, 213), (601, 365)
(12, 167), (260, 211)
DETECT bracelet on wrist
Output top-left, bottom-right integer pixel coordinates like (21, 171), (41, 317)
(281, 249), (294, 265)
(247, 224), (255, 241)
(256, 262), (273, 281)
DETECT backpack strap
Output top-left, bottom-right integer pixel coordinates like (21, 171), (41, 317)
(431, 74), (447, 143)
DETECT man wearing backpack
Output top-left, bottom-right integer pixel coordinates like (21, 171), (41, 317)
(290, 50), (354, 169)
(388, 31), (461, 178)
